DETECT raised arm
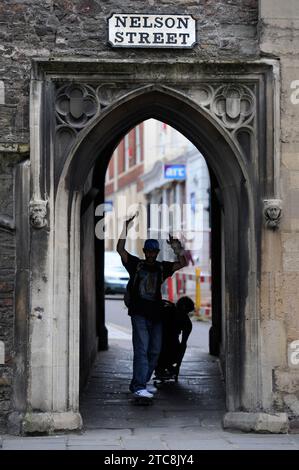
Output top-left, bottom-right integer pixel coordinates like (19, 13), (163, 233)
(172, 249), (188, 273)
(167, 234), (188, 273)
(116, 214), (137, 264)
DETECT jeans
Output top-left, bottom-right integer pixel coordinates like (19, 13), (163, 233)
(130, 314), (162, 393)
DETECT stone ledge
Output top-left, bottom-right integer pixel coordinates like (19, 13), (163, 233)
(8, 411), (82, 435)
(0, 143), (29, 153)
(223, 412), (289, 433)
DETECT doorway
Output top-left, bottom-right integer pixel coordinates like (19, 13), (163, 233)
(18, 60), (277, 432)
(75, 89), (254, 416)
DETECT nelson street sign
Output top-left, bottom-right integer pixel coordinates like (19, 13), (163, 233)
(108, 14), (197, 49)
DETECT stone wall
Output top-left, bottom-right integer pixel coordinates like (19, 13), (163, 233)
(0, 153), (15, 432)
(259, 0), (299, 429)
(0, 0), (258, 145)
(0, 149), (28, 432)
(1, 0), (298, 435)
(0, 0), (259, 431)
(1, 0), (299, 433)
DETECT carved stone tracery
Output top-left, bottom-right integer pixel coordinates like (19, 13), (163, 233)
(53, 79), (277, 233)
(188, 83), (255, 133)
(55, 84), (99, 130)
(54, 81), (256, 136)
(96, 83), (127, 109)
(212, 85), (255, 130)
(53, 80), (257, 168)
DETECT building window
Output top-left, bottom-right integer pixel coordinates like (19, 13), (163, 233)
(129, 128), (136, 168)
(118, 125), (143, 172)
(136, 125), (141, 164)
(118, 140), (125, 173)
(108, 152), (115, 181)
(124, 134), (129, 171)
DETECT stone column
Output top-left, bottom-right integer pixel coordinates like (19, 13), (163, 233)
(20, 79), (82, 435)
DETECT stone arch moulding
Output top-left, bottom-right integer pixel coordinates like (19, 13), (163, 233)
(15, 59), (281, 434)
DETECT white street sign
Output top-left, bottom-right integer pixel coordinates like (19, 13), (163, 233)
(108, 14), (197, 49)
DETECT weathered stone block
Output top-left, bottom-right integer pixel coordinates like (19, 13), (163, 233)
(286, 314), (299, 344)
(223, 412), (289, 433)
(273, 368), (299, 393)
(290, 172), (299, 189)
(0, 80), (4, 104)
(283, 190), (299, 226)
(260, 0), (299, 19)
(22, 412), (83, 435)
(289, 416), (299, 433)
(283, 394), (299, 415)
(276, 275), (299, 333)
(283, 252), (299, 272)
(282, 232), (299, 252)
(261, 320), (287, 367)
(282, 153), (299, 171)
(261, 230), (282, 274)
(0, 341), (4, 364)
(260, 19), (299, 57)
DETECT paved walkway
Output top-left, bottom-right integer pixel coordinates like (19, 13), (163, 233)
(1, 324), (299, 450)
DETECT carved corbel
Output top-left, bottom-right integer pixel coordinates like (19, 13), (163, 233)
(263, 199), (282, 229)
(29, 199), (48, 229)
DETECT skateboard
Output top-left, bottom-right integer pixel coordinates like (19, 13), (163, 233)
(131, 396), (153, 406)
(153, 372), (178, 386)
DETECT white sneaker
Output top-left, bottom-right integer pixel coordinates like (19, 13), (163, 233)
(133, 389), (153, 399)
(146, 383), (158, 394)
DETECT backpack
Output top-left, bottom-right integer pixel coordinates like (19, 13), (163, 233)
(123, 260), (143, 308)
(124, 260), (164, 308)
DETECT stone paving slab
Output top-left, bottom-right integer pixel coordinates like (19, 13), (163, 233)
(120, 437), (168, 450)
(227, 444), (297, 451)
(1, 429), (299, 450)
(68, 428), (133, 440)
(66, 445), (123, 450)
(131, 427), (225, 439)
(163, 439), (235, 450)
(2, 437), (67, 450)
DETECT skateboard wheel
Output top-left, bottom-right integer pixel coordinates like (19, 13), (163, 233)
(133, 397), (153, 406)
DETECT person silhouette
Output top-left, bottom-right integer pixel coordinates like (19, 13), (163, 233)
(117, 215), (188, 400)
(155, 296), (194, 380)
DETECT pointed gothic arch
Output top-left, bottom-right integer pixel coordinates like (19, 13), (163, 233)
(13, 60), (279, 433)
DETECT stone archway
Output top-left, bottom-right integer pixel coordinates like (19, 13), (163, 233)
(13, 59), (281, 433)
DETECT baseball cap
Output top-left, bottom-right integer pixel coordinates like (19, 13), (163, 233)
(143, 239), (160, 251)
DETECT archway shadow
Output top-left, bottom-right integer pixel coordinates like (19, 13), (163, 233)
(80, 333), (226, 431)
